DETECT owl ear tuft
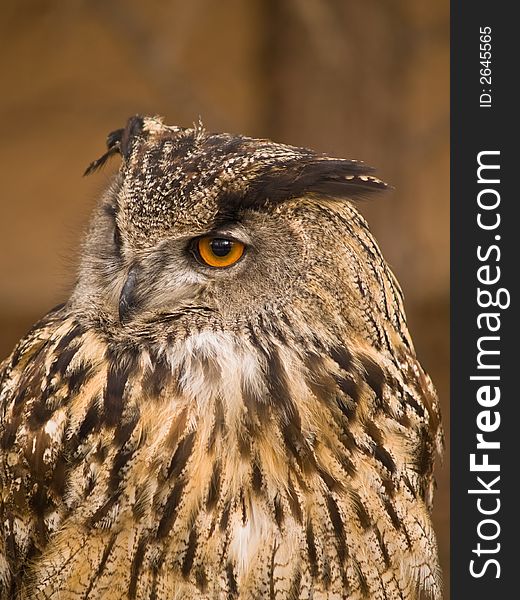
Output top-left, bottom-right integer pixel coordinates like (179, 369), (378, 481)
(233, 159), (390, 211)
(84, 115), (145, 176)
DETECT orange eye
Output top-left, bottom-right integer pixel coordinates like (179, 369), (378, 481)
(197, 237), (245, 268)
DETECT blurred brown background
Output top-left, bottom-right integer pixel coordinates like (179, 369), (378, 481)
(0, 0), (449, 596)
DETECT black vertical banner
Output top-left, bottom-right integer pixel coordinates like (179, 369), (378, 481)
(451, 3), (516, 599)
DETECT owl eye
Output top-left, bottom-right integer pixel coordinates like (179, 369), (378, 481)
(196, 237), (245, 268)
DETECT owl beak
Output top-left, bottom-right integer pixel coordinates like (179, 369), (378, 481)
(119, 266), (139, 323)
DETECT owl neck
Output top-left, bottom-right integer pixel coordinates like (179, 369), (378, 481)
(90, 325), (408, 489)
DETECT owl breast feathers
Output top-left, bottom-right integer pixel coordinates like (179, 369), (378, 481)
(0, 116), (442, 600)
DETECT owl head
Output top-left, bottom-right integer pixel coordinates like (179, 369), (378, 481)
(74, 115), (407, 354)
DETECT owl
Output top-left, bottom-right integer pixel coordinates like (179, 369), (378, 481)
(0, 116), (442, 600)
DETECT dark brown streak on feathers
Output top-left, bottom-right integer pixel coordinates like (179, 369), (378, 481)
(49, 344), (80, 380)
(237, 429), (251, 459)
(366, 421), (396, 474)
(405, 391), (426, 419)
(206, 459), (221, 510)
(219, 499), (231, 532)
(360, 355), (386, 404)
(194, 567), (208, 592)
(382, 476), (396, 499)
(415, 434), (433, 478)
(325, 495), (347, 563)
(251, 458), (263, 494)
(338, 453), (356, 478)
(208, 398), (225, 452)
(273, 495), (284, 528)
(306, 521), (318, 578)
(334, 377), (360, 413)
(264, 344), (291, 408)
(109, 413), (140, 493)
(83, 533), (117, 598)
(226, 562), (238, 597)
(282, 419), (316, 475)
(290, 568), (303, 598)
(49, 454), (68, 499)
(329, 346), (353, 374)
(316, 464), (340, 492)
(374, 528), (392, 568)
(164, 408), (188, 451)
(262, 344), (318, 477)
(67, 362), (93, 395)
(142, 352), (178, 399)
(129, 536), (147, 599)
(353, 559), (370, 597)
(181, 525), (198, 577)
(156, 478), (188, 539)
(54, 323), (85, 355)
(103, 350), (136, 427)
(384, 498), (402, 531)
(153, 432), (196, 538)
(350, 490), (372, 530)
(263, 346), (315, 475)
(304, 353), (337, 398)
(166, 432), (195, 479)
(240, 490), (247, 525)
(286, 476), (303, 524)
(26, 402), (54, 431)
(78, 401), (101, 440)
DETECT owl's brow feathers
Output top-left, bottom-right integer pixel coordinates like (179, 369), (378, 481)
(84, 115), (389, 214)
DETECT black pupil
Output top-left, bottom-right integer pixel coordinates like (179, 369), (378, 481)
(210, 238), (233, 257)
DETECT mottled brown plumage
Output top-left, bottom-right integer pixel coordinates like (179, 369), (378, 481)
(0, 116), (442, 599)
